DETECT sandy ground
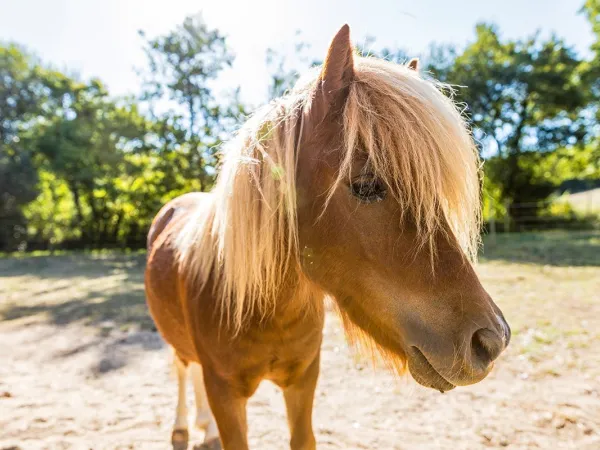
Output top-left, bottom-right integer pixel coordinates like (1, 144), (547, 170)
(1, 233), (599, 449)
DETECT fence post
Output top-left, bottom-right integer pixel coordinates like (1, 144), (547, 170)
(504, 200), (510, 233)
(490, 214), (497, 246)
(486, 198), (497, 246)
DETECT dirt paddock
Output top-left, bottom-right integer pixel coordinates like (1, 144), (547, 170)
(1, 231), (599, 449)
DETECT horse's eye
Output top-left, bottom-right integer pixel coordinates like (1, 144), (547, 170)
(350, 178), (387, 204)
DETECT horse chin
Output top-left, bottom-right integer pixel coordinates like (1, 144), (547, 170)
(407, 347), (456, 393)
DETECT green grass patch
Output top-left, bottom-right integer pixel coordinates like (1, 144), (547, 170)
(480, 230), (600, 266)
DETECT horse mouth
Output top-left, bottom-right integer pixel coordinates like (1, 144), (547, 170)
(408, 347), (456, 393)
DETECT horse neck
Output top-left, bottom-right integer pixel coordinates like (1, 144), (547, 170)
(270, 269), (325, 324)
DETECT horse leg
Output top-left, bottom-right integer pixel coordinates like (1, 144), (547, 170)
(171, 353), (189, 448)
(190, 363), (219, 443)
(202, 368), (251, 450)
(283, 354), (320, 450)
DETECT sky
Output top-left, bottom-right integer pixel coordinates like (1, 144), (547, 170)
(0, 0), (595, 106)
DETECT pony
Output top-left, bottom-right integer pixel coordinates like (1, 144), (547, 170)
(144, 25), (510, 450)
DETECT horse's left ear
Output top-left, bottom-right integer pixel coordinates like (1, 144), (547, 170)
(317, 24), (355, 108)
(407, 58), (420, 71)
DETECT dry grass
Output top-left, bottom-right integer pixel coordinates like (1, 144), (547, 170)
(1, 231), (599, 449)
(478, 231), (600, 380)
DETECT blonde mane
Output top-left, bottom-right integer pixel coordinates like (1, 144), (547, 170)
(176, 56), (481, 333)
(337, 58), (481, 261)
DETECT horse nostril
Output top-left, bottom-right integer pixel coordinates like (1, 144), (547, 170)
(471, 328), (503, 367)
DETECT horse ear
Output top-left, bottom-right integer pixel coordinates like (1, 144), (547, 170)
(318, 24), (355, 106)
(407, 58), (420, 71)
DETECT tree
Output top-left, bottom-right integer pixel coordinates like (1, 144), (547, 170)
(30, 77), (160, 247)
(138, 14), (242, 189)
(581, 1), (600, 125)
(0, 44), (43, 250)
(582, 0), (600, 54)
(1, 15), (249, 251)
(446, 24), (590, 217)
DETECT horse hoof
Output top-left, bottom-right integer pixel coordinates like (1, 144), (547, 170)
(171, 428), (189, 450)
(193, 438), (222, 450)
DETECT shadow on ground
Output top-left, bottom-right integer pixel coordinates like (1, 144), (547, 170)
(0, 289), (156, 331)
(480, 230), (600, 267)
(0, 253), (165, 375)
(0, 252), (155, 331)
(0, 252), (146, 279)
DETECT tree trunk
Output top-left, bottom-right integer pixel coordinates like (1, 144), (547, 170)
(109, 211), (124, 245)
(504, 98), (529, 222)
(68, 181), (86, 240)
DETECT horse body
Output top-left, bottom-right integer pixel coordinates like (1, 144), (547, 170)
(145, 25), (510, 450)
(146, 193), (324, 449)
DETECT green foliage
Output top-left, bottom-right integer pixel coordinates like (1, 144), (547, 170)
(451, 24), (588, 153)
(0, 14), (245, 251)
(22, 170), (76, 244)
(445, 24), (591, 218)
(529, 145), (600, 185)
(2, 12), (600, 251)
(482, 171), (505, 220)
(582, 0), (600, 54)
(581, 0), (600, 131)
(483, 145), (600, 225)
(138, 13), (244, 184)
(0, 44), (43, 249)
(27, 80), (159, 247)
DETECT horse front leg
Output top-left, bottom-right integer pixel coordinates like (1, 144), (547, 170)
(190, 362), (219, 445)
(202, 367), (252, 450)
(283, 354), (320, 450)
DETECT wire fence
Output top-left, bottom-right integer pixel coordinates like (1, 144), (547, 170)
(485, 192), (599, 244)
